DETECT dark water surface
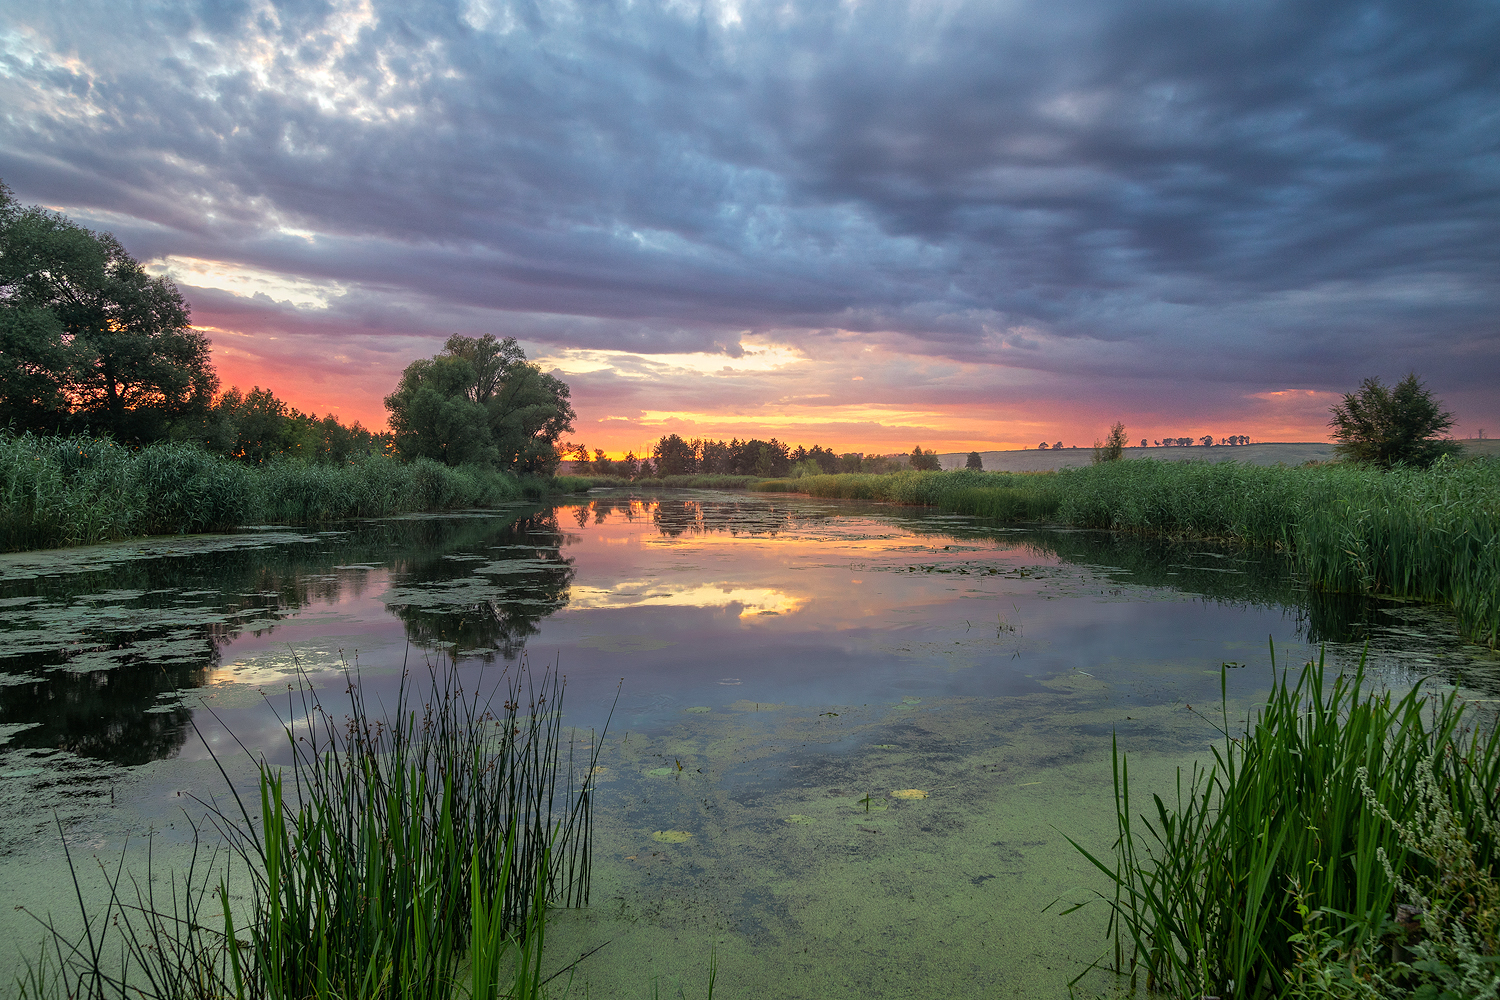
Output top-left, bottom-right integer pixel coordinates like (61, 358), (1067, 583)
(2, 490), (1496, 996)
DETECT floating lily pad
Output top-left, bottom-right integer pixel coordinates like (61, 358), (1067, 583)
(651, 829), (693, 843)
(684, 706), (712, 714)
(901, 696), (921, 705)
(891, 789), (928, 799)
(647, 767), (675, 776)
(787, 814), (815, 824)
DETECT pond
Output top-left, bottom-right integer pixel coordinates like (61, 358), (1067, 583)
(1, 490), (1496, 997)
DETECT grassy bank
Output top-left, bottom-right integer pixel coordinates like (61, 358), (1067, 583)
(0, 433), (567, 551)
(1077, 648), (1500, 999)
(753, 460), (1500, 646)
(16, 658), (602, 999)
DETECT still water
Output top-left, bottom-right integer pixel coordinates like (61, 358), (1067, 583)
(1, 491), (1496, 997)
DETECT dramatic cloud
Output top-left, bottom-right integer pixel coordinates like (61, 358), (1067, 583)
(2, 0), (1496, 448)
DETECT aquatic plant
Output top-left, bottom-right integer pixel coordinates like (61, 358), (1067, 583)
(1070, 645), (1500, 999)
(13, 655), (608, 1000)
(754, 459), (1500, 646)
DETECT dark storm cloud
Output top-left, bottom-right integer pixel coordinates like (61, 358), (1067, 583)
(1, 0), (1496, 395)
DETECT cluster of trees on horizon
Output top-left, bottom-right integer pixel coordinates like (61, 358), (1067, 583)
(1, 181), (575, 475)
(566, 435), (921, 479)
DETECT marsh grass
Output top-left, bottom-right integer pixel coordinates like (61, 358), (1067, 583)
(1070, 645), (1500, 999)
(0, 433), (550, 550)
(756, 459), (1500, 646)
(14, 654), (608, 1000)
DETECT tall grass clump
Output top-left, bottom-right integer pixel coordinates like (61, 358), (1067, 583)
(1073, 645), (1500, 999)
(0, 432), (546, 551)
(756, 459), (1500, 646)
(16, 655), (607, 1000)
(0, 432), (256, 549)
(752, 468), (1063, 518)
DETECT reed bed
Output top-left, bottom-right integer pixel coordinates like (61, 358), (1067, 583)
(755, 459), (1500, 646)
(1073, 646), (1500, 999)
(15, 655), (606, 1000)
(0, 433), (539, 550)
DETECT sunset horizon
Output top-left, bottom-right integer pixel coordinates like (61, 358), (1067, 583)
(5, 0), (1495, 460)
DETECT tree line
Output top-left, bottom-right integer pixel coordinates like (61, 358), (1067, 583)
(1, 180), (574, 474)
(566, 435), (926, 478)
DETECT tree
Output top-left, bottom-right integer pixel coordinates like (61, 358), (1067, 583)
(1093, 422), (1127, 464)
(965, 451), (983, 470)
(652, 434), (698, 476)
(910, 445), (941, 471)
(0, 304), (68, 429)
(0, 181), (216, 440)
(385, 334), (575, 473)
(1329, 373), (1459, 468)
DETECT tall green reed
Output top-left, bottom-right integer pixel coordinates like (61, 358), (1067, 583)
(15, 654), (609, 1000)
(755, 459), (1500, 646)
(0, 433), (536, 551)
(1070, 644), (1500, 999)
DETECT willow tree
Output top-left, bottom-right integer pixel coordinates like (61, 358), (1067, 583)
(385, 334), (575, 474)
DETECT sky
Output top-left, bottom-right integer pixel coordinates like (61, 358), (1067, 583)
(1, 0), (1497, 455)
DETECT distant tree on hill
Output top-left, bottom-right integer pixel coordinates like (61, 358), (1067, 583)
(1038, 442), (1049, 450)
(1093, 422), (1127, 464)
(909, 446), (941, 471)
(1054, 441), (1064, 450)
(965, 451), (983, 470)
(1330, 373), (1459, 468)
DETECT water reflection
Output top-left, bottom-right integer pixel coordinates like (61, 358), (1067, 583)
(385, 511), (575, 661)
(0, 491), (1490, 772)
(0, 511), (566, 763)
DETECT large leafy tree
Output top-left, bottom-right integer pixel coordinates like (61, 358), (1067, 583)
(1329, 373), (1459, 468)
(0, 181), (215, 440)
(385, 334), (575, 473)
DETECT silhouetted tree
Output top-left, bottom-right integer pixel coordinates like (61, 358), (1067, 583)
(909, 446), (941, 471)
(1330, 374), (1459, 468)
(0, 181), (216, 441)
(965, 451), (983, 470)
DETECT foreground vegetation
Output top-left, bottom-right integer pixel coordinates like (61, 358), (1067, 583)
(753, 458), (1500, 647)
(1075, 647), (1500, 999)
(16, 658), (603, 999)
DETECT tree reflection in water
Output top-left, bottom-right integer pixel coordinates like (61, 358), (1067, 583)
(0, 511), (558, 766)
(385, 511), (575, 662)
